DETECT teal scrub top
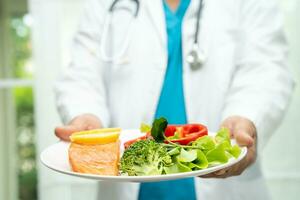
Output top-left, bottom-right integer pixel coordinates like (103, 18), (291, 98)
(139, 0), (196, 200)
(154, 0), (188, 124)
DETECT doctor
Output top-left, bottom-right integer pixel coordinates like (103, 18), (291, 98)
(54, 0), (294, 199)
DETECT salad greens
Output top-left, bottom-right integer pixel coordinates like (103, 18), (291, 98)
(120, 118), (241, 176)
(151, 117), (168, 142)
(140, 123), (151, 133)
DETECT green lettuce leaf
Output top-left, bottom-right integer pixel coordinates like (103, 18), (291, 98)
(167, 147), (181, 156)
(177, 159), (192, 172)
(215, 127), (231, 144)
(140, 123), (151, 133)
(164, 157), (193, 174)
(216, 129), (241, 159)
(228, 144), (241, 158)
(188, 150), (208, 169)
(192, 136), (215, 153)
(206, 143), (228, 165)
(220, 140), (232, 150)
(164, 164), (180, 174)
(177, 148), (197, 163)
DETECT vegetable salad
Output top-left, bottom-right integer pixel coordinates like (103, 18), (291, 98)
(120, 118), (241, 176)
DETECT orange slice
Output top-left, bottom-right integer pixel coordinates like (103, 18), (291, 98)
(70, 128), (121, 145)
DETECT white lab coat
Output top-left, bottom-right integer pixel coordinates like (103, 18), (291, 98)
(54, 0), (295, 199)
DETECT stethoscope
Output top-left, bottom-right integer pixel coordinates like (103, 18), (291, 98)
(100, 0), (205, 70)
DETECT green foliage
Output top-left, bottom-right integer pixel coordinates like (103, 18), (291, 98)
(9, 15), (36, 200)
(10, 17), (32, 78)
(19, 167), (37, 200)
(14, 87), (36, 200)
(14, 87), (34, 125)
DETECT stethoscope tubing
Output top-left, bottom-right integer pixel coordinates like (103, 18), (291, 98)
(101, 0), (205, 67)
(194, 0), (204, 44)
(100, 12), (135, 62)
(109, 0), (140, 17)
(100, 0), (139, 62)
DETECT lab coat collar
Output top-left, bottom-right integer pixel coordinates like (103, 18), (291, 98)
(143, 0), (199, 49)
(185, 0), (202, 20)
(144, 0), (167, 48)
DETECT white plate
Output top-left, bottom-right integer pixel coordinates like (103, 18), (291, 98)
(40, 129), (247, 182)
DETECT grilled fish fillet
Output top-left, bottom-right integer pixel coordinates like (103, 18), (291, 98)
(69, 140), (120, 175)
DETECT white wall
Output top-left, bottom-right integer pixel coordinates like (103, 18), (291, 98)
(30, 0), (300, 200)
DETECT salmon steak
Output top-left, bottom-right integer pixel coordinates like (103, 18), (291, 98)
(68, 140), (120, 176)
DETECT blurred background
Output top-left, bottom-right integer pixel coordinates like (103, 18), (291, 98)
(0, 0), (299, 199)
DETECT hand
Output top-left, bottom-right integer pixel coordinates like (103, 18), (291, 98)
(55, 114), (103, 141)
(202, 116), (257, 178)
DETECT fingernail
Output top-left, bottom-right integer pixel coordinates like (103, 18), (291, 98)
(246, 134), (254, 146)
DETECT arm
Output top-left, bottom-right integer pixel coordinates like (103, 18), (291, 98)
(54, 0), (110, 139)
(221, 0), (294, 152)
(204, 0), (295, 178)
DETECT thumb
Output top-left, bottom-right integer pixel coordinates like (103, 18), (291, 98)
(55, 125), (83, 141)
(234, 131), (254, 148)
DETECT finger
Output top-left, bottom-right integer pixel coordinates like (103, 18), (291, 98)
(201, 154), (250, 179)
(201, 171), (229, 179)
(214, 169), (227, 176)
(211, 165), (243, 178)
(55, 125), (82, 141)
(200, 169), (228, 178)
(234, 132), (254, 147)
(229, 151), (253, 177)
(87, 125), (99, 130)
(200, 173), (218, 178)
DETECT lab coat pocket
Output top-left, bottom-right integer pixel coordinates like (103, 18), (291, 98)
(109, 61), (133, 83)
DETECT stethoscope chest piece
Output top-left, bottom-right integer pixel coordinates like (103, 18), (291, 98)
(186, 44), (206, 71)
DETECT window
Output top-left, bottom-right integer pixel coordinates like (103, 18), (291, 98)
(0, 0), (36, 199)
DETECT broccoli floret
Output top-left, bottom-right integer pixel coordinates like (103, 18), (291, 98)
(120, 140), (172, 176)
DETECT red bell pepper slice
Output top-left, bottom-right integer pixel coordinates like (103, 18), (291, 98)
(165, 124), (208, 145)
(124, 124), (208, 148)
(124, 132), (152, 149)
